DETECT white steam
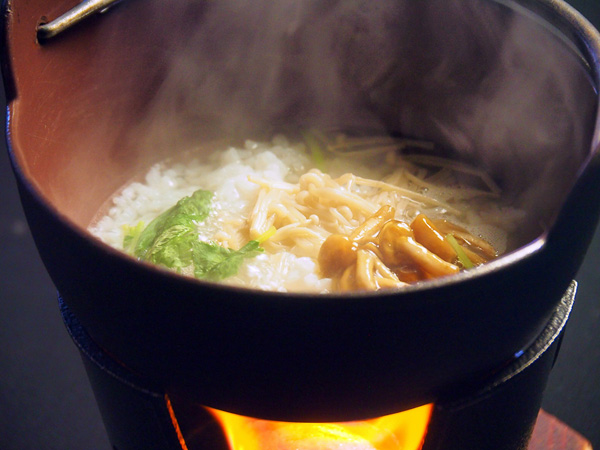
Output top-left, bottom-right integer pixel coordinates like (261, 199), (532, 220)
(108, 0), (596, 243)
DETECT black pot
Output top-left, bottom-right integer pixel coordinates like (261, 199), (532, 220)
(2, 0), (600, 421)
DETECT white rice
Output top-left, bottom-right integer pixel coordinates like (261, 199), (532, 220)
(91, 137), (336, 292)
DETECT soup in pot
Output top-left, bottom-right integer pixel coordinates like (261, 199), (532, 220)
(89, 132), (523, 293)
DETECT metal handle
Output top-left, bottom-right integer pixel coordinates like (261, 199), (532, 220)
(37, 0), (123, 42)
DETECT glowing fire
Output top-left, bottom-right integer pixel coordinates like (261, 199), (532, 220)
(208, 404), (433, 450)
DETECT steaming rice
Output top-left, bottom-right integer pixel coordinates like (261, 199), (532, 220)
(90, 134), (523, 293)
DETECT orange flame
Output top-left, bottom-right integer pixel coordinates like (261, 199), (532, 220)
(208, 404), (433, 450)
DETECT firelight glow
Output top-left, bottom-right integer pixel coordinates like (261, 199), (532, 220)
(207, 403), (433, 450)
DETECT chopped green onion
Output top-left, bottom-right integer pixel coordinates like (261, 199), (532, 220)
(256, 226), (277, 243)
(445, 234), (474, 269)
(301, 129), (326, 172)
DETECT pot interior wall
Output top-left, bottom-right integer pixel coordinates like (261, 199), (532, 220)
(5, 0), (598, 241)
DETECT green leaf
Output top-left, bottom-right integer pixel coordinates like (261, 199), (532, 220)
(192, 240), (263, 281)
(132, 189), (213, 269)
(123, 188), (266, 280)
(144, 224), (197, 270)
(122, 221), (145, 253)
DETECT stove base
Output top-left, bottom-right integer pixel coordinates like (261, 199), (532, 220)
(60, 282), (577, 450)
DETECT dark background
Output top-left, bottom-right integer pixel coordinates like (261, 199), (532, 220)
(1, 1), (599, 449)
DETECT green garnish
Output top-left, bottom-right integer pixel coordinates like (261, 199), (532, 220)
(445, 234), (474, 269)
(134, 189), (213, 270)
(302, 129), (327, 172)
(192, 239), (263, 281)
(122, 221), (146, 253)
(122, 189), (269, 281)
(256, 226), (277, 243)
(191, 227), (277, 281)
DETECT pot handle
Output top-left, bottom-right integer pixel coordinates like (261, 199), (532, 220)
(37, 0), (123, 42)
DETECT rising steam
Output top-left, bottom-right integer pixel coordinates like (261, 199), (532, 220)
(109, 0), (596, 242)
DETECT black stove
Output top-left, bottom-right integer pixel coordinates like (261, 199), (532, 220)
(60, 283), (577, 450)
